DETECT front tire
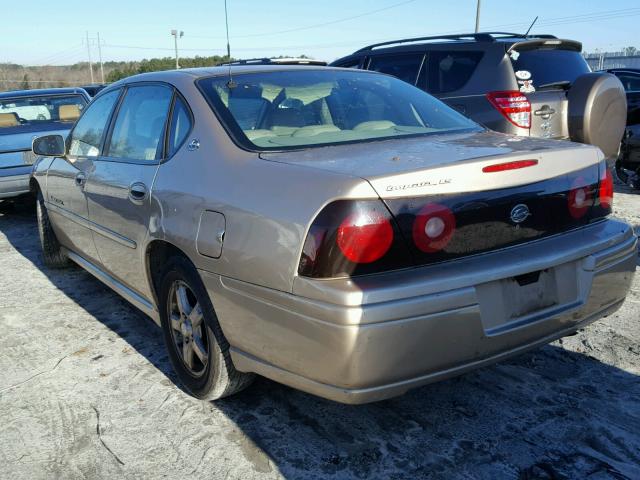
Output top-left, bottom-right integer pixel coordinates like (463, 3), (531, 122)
(36, 189), (69, 268)
(158, 256), (254, 400)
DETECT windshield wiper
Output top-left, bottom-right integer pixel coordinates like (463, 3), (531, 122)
(536, 80), (571, 91)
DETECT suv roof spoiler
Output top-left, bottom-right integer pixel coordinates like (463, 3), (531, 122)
(506, 38), (582, 53)
(354, 32), (559, 52)
(219, 58), (327, 66)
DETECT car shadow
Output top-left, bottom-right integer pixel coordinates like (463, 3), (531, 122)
(1, 202), (639, 479)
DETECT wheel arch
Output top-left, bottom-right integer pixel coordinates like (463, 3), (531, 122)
(145, 239), (194, 307)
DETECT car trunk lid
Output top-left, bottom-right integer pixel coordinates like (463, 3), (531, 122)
(264, 130), (607, 273)
(0, 128), (69, 169)
(261, 130), (601, 198)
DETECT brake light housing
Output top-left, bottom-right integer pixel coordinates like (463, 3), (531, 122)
(486, 91), (531, 129)
(598, 163), (614, 211)
(298, 200), (412, 278)
(412, 203), (456, 253)
(337, 210), (393, 263)
(567, 176), (595, 219)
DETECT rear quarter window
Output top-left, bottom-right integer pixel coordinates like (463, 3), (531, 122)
(426, 51), (484, 95)
(367, 54), (425, 85)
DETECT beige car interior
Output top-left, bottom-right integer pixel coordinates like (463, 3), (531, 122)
(0, 112), (20, 127)
(219, 82), (433, 147)
(58, 104), (81, 122)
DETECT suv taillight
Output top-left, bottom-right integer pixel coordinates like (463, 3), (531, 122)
(486, 91), (531, 129)
(298, 200), (412, 278)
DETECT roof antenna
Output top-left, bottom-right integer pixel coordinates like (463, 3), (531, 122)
(224, 0), (236, 89)
(524, 16), (538, 38)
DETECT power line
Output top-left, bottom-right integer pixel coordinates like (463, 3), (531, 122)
(28, 45), (85, 66)
(98, 7), (640, 57)
(188, 0), (420, 39)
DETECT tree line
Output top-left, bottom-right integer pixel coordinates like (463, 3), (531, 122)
(0, 55), (311, 92)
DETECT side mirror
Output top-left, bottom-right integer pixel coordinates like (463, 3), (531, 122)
(32, 134), (66, 157)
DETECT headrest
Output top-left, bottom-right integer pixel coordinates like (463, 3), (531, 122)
(0, 112), (19, 127)
(59, 105), (81, 122)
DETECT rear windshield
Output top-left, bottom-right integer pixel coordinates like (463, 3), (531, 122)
(510, 48), (591, 88)
(0, 94), (87, 130)
(197, 70), (480, 150)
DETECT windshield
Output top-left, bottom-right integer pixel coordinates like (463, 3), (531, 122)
(197, 70), (480, 150)
(510, 48), (591, 88)
(0, 94), (87, 130)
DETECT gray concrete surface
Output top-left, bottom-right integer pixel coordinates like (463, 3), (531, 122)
(0, 187), (638, 480)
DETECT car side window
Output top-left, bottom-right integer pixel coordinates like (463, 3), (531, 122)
(106, 85), (173, 162)
(426, 51), (484, 95)
(168, 95), (192, 156)
(367, 54), (425, 85)
(616, 74), (640, 92)
(68, 90), (120, 157)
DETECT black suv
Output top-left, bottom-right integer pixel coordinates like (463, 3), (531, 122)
(332, 32), (627, 158)
(606, 68), (640, 187)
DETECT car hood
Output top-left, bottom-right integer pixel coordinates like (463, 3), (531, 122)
(260, 130), (602, 198)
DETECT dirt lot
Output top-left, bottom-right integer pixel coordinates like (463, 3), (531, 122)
(0, 187), (638, 480)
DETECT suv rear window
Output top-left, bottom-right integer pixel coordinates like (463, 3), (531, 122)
(367, 54), (424, 85)
(426, 51), (484, 94)
(510, 48), (591, 88)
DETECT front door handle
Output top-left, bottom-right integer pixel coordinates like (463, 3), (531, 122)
(128, 182), (148, 203)
(75, 172), (86, 187)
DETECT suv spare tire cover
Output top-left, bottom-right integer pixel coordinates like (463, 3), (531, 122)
(568, 72), (627, 158)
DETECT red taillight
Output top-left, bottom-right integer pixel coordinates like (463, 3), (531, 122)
(298, 200), (412, 278)
(598, 165), (614, 210)
(337, 210), (394, 263)
(486, 91), (531, 129)
(412, 203), (456, 253)
(482, 159), (538, 173)
(567, 176), (594, 219)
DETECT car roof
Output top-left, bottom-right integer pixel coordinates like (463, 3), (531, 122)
(105, 65), (357, 87)
(0, 87), (89, 99)
(340, 32), (576, 55)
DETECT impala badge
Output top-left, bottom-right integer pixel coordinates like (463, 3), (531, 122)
(510, 204), (531, 224)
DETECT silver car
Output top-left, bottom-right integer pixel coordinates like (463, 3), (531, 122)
(31, 66), (636, 404)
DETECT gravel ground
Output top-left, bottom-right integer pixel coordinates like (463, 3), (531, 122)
(0, 187), (638, 480)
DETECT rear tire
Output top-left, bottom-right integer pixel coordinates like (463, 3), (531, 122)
(158, 256), (254, 400)
(36, 189), (70, 268)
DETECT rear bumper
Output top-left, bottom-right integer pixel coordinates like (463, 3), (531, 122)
(0, 166), (31, 199)
(202, 219), (637, 404)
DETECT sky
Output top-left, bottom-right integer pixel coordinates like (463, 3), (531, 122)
(2, 0), (639, 66)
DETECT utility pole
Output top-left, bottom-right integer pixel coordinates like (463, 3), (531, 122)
(475, 0), (481, 33)
(171, 29), (184, 69)
(97, 32), (105, 84)
(86, 31), (94, 83)
(224, 0), (231, 60)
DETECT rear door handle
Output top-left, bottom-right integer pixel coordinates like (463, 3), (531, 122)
(128, 182), (148, 203)
(75, 172), (86, 187)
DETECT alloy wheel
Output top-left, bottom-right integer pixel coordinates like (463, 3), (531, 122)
(167, 280), (209, 377)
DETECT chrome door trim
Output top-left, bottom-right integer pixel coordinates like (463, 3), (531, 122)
(65, 249), (159, 325)
(47, 200), (137, 249)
